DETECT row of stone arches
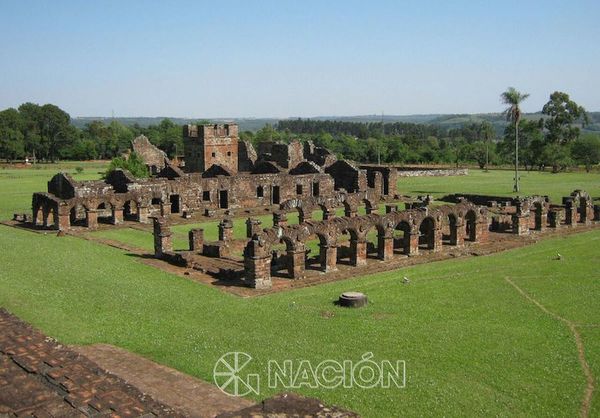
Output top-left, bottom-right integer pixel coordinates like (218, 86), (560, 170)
(244, 202), (488, 286)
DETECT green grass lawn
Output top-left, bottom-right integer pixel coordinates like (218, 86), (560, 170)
(399, 168), (600, 202)
(1, 225), (599, 416)
(0, 161), (108, 220)
(2, 163), (600, 416)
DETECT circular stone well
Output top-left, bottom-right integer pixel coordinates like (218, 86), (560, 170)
(338, 292), (368, 308)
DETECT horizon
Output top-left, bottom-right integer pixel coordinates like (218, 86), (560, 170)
(2, 0), (599, 118)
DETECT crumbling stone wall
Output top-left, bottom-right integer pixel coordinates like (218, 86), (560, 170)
(132, 135), (168, 174)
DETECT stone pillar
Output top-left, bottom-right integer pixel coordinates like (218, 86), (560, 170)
(57, 214), (69, 230)
(287, 248), (306, 279)
(244, 256), (272, 289)
(322, 208), (336, 220)
(432, 228), (443, 252)
(218, 218), (234, 242)
(189, 228), (204, 252)
(407, 232), (419, 256)
(350, 238), (367, 266)
(450, 221), (464, 246)
(137, 205), (149, 224)
(160, 202), (171, 217)
(246, 218), (262, 238)
(273, 211), (288, 227)
(475, 221), (489, 243)
(86, 209), (98, 229)
(112, 207), (123, 225)
(378, 234), (394, 260)
(512, 214), (530, 235)
(385, 204), (398, 214)
(548, 210), (562, 228)
(319, 244), (337, 272)
(564, 200), (576, 226)
(153, 217), (172, 258)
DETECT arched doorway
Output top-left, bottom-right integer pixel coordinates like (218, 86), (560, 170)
(465, 210), (477, 242)
(419, 217), (436, 250)
(393, 221), (411, 255)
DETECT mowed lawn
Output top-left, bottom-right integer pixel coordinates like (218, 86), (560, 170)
(1, 163), (600, 416)
(399, 168), (600, 203)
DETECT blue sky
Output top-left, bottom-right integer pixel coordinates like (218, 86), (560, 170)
(1, 0), (599, 118)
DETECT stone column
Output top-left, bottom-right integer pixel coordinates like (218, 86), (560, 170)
(287, 248), (306, 279)
(243, 238), (272, 289)
(137, 205), (149, 224)
(511, 214), (530, 235)
(246, 218), (262, 238)
(378, 234), (394, 261)
(160, 202), (171, 217)
(548, 210), (563, 228)
(564, 200), (576, 226)
(319, 244), (337, 272)
(112, 207), (124, 225)
(153, 217), (172, 257)
(432, 228), (443, 252)
(57, 207), (70, 230)
(86, 209), (98, 229)
(273, 211), (288, 227)
(350, 238), (367, 266)
(407, 232), (419, 256)
(218, 218), (234, 242)
(450, 221), (464, 246)
(322, 208), (336, 220)
(189, 228), (204, 252)
(475, 221), (489, 243)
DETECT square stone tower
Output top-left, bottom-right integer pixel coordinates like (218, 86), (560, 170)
(183, 124), (239, 174)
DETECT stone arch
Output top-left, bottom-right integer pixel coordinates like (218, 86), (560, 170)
(69, 203), (88, 227)
(393, 220), (412, 255)
(444, 213), (459, 245)
(465, 210), (477, 242)
(44, 205), (57, 229)
(418, 216), (436, 250)
(97, 201), (114, 224)
(123, 199), (138, 221)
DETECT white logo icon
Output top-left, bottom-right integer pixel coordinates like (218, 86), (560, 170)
(213, 352), (260, 396)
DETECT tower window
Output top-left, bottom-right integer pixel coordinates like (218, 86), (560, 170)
(296, 184), (303, 195)
(211, 152), (216, 157)
(256, 186), (264, 198)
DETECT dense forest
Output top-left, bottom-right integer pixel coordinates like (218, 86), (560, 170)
(1, 91), (599, 172)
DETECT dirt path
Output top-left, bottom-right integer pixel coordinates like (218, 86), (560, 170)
(74, 344), (254, 418)
(504, 277), (595, 418)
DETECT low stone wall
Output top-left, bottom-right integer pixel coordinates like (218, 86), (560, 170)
(396, 168), (468, 177)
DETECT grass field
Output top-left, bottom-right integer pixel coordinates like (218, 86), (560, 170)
(1, 163), (600, 416)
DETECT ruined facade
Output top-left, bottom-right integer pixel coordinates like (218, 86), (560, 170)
(132, 135), (168, 174)
(30, 124), (399, 231)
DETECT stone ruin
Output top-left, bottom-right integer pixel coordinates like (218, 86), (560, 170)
(29, 124), (399, 231)
(151, 189), (598, 290)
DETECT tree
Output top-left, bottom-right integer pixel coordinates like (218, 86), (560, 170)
(39, 104), (71, 162)
(500, 87), (529, 192)
(105, 152), (149, 178)
(540, 143), (571, 173)
(542, 91), (588, 145)
(0, 108), (25, 161)
(571, 134), (600, 172)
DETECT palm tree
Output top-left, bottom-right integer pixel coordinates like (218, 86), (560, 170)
(501, 87), (529, 193)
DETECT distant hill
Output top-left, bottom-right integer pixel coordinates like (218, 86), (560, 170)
(72, 112), (600, 134)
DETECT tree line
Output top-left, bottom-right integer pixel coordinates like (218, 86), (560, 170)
(1, 91), (599, 172)
(0, 103), (186, 162)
